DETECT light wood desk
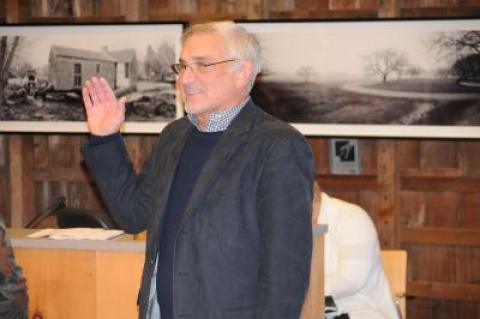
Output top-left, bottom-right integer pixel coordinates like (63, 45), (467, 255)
(301, 225), (327, 319)
(9, 228), (145, 319)
(9, 226), (326, 319)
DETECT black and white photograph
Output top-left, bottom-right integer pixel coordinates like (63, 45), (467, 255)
(329, 138), (360, 175)
(0, 23), (183, 133)
(240, 19), (480, 138)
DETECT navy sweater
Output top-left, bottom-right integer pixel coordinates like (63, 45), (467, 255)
(156, 128), (223, 319)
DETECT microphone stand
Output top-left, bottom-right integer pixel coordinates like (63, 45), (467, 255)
(25, 196), (67, 228)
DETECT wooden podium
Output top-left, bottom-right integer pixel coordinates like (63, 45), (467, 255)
(300, 225), (326, 319)
(10, 229), (145, 319)
(10, 226), (326, 319)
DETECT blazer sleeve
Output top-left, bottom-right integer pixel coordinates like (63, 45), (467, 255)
(254, 131), (314, 319)
(81, 134), (159, 234)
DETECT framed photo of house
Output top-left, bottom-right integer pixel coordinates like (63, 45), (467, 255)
(239, 19), (480, 138)
(0, 23), (184, 133)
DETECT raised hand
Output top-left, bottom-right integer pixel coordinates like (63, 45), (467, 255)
(82, 77), (126, 136)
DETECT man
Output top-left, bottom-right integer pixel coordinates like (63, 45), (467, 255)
(82, 21), (314, 319)
(312, 182), (399, 319)
(0, 215), (28, 319)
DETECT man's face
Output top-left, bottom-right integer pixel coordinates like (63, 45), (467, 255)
(178, 33), (248, 117)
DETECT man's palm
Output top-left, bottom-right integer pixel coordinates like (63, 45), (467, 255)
(82, 77), (126, 136)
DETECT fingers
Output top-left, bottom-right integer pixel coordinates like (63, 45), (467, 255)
(88, 77), (103, 105)
(118, 96), (126, 111)
(83, 76), (114, 106)
(99, 77), (117, 102)
(82, 83), (94, 118)
(82, 86), (92, 109)
(118, 97), (127, 121)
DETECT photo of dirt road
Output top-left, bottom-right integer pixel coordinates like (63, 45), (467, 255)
(241, 20), (480, 136)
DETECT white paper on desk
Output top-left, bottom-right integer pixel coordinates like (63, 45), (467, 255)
(27, 228), (124, 240)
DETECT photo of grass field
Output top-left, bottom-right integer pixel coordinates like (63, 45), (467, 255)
(251, 79), (480, 125)
(242, 19), (480, 137)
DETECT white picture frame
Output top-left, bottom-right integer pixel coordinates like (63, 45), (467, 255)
(0, 22), (184, 133)
(239, 19), (480, 138)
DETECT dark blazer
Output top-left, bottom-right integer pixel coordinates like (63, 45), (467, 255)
(82, 100), (314, 319)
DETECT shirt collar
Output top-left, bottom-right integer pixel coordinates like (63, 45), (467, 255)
(187, 96), (250, 132)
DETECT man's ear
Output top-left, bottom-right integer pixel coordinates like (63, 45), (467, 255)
(235, 60), (254, 89)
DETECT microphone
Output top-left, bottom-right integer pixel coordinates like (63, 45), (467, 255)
(25, 196), (67, 228)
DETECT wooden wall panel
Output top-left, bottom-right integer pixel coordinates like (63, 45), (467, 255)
(246, 0), (263, 19)
(398, 140), (420, 173)
(296, 0), (328, 11)
(150, 0), (168, 8)
(400, 6), (480, 17)
(0, 135), (10, 224)
(23, 0), (147, 21)
(0, 1), (5, 23)
(408, 298), (480, 319)
(329, 0), (363, 10)
(399, 138), (480, 317)
(357, 190), (378, 219)
(359, 139), (377, 175)
(30, 0), (70, 18)
(71, 0), (95, 17)
(377, 140), (397, 248)
(0, 135), (6, 183)
(20, 133), (159, 228)
(401, 0), (461, 6)
(5, 0), (31, 23)
(8, 135), (35, 227)
(455, 246), (480, 283)
(421, 141), (460, 175)
(197, 0), (220, 15)
(461, 193), (480, 228)
(424, 192), (459, 227)
(308, 138), (329, 175)
(173, 0), (198, 14)
(6, 0), (480, 22)
(400, 191), (424, 227)
(269, 0), (295, 12)
(461, 141), (480, 176)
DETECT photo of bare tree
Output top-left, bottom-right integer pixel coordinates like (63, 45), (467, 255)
(240, 20), (480, 138)
(0, 23), (183, 133)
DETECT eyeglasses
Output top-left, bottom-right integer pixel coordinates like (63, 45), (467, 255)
(171, 59), (237, 75)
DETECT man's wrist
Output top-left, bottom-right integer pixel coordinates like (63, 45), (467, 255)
(89, 131), (121, 146)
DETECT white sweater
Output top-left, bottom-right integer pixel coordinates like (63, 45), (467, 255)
(316, 193), (399, 319)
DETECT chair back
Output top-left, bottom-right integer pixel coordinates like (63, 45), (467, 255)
(56, 207), (114, 229)
(381, 250), (407, 319)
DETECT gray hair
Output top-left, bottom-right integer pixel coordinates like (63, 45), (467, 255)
(182, 21), (262, 91)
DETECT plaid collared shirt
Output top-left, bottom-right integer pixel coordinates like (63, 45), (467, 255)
(187, 96), (250, 132)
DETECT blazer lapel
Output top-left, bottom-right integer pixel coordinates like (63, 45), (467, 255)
(151, 119), (193, 224)
(180, 101), (258, 223)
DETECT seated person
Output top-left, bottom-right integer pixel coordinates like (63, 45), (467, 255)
(0, 215), (28, 319)
(312, 182), (399, 319)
